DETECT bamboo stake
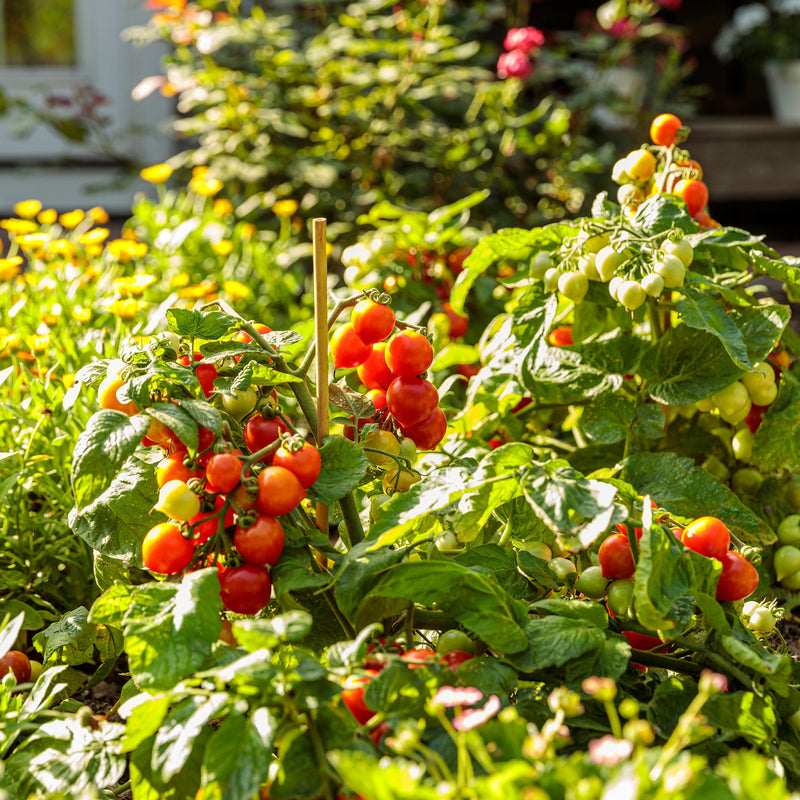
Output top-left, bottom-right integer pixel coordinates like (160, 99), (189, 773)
(312, 218), (330, 537)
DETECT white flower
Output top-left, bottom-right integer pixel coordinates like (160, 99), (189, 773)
(733, 3), (770, 33)
(771, 0), (800, 15)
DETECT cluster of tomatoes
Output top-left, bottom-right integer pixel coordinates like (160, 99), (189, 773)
(98, 333), (322, 617)
(332, 298), (447, 453)
(0, 648), (41, 688)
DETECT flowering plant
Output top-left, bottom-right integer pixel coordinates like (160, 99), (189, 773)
(713, 0), (800, 66)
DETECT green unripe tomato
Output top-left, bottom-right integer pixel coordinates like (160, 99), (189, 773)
(660, 237), (694, 267)
(595, 246), (624, 281)
(740, 362), (775, 397)
(558, 271), (589, 304)
(530, 251), (553, 279)
(369, 493), (392, 522)
(543, 267), (561, 293)
(578, 254), (601, 281)
(712, 381), (750, 418)
(548, 557), (577, 583)
(581, 232), (611, 254)
(435, 530), (462, 553)
(364, 429), (400, 467)
(778, 515), (800, 546)
(702, 455), (730, 482)
(617, 280), (646, 311)
(781, 570), (800, 591)
(774, 544), (800, 582)
(436, 629), (476, 656)
(519, 541), (552, 561)
(607, 579), (635, 617)
(719, 395), (752, 425)
(695, 397), (715, 412)
(746, 607), (776, 634)
(641, 273), (665, 298)
(654, 254), (686, 288)
(28, 659), (42, 683)
(608, 276), (624, 300)
(746, 380), (778, 407)
(790, 709), (800, 732)
(575, 565), (609, 600)
(731, 467), (763, 496)
(617, 184), (645, 205)
(731, 428), (754, 462)
(784, 476), (800, 511)
(222, 386), (258, 420)
(397, 436), (417, 465)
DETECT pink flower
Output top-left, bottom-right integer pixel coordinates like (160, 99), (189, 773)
(431, 685), (484, 709)
(452, 694), (501, 731)
(588, 735), (634, 767)
(497, 50), (533, 80)
(503, 26), (545, 55)
(608, 18), (640, 39)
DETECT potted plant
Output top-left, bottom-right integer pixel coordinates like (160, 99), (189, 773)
(713, 0), (800, 123)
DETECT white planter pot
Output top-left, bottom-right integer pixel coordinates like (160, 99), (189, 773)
(764, 60), (800, 124)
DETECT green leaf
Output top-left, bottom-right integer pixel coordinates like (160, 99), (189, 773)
(33, 607), (99, 667)
(631, 194), (694, 234)
(122, 570), (222, 690)
(166, 308), (236, 340)
(564, 635), (631, 685)
(623, 452), (775, 546)
(269, 727), (322, 799)
(179, 398), (223, 436)
(328, 750), (440, 800)
(368, 560), (529, 654)
(202, 710), (276, 800)
(582, 396), (636, 444)
(71, 411), (151, 508)
(503, 616), (606, 673)
(752, 378), (800, 473)
(231, 612), (313, 652)
(306, 435), (368, 505)
(121, 695), (171, 754)
(89, 584), (135, 629)
(146, 403), (199, 453)
(453, 544), (533, 600)
(0, 612), (24, 658)
(530, 598), (609, 628)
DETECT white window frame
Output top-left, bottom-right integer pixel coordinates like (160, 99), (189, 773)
(0, 0), (174, 213)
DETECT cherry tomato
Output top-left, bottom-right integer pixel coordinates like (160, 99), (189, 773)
(272, 441), (321, 489)
(331, 323), (372, 369)
(98, 375), (137, 415)
(400, 407), (447, 451)
(548, 326), (573, 347)
(364, 429), (400, 467)
(598, 533), (636, 579)
(575, 565), (609, 600)
(351, 299), (395, 345)
(442, 650), (474, 671)
(256, 465), (306, 516)
(649, 113), (682, 147)
(673, 178), (708, 218)
(715, 551), (759, 601)
(401, 648), (438, 669)
(341, 673), (377, 724)
(146, 416), (177, 449)
(189, 496), (235, 545)
(0, 650), (31, 684)
(558, 271), (589, 304)
(369, 720), (391, 747)
(142, 522), (195, 575)
(231, 482), (259, 513)
(606, 579), (634, 617)
(366, 388), (387, 410)
(194, 426), (217, 467)
(222, 387), (259, 420)
(681, 517), (730, 562)
(383, 466), (421, 495)
(178, 353), (217, 398)
(386, 376), (438, 427)
(154, 480), (201, 521)
(385, 330), (434, 377)
(357, 342), (396, 390)
(234, 323), (272, 346)
(219, 563), (272, 615)
(244, 415), (289, 462)
(436, 629), (475, 656)
(625, 149), (657, 181)
(549, 557), (577, 583)
(156, 452), (201, 488)
(660, 237), (694, 267)
(234, 514), (284, 565)
(617, 280), (646, 311)
(622, 630), (663, 651)
(205, 452), (244, 494)
(441, 303), (468, 338)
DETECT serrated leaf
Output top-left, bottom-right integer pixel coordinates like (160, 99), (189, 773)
(146, 403), (199, 452)
(166, 308), (236, 340)
(503, 616), (606, 673)
(0, 612), (24, 658)
(328, 380), (376, 420)
(631, 194), (694, 234)
(178, 398), (223, 437)
(752, 379), (800, 473)
(453, 544), (532, 599)
(306, 435), (368, 505)
(231, 612), (313, 652)
(583, 396), (635, 444)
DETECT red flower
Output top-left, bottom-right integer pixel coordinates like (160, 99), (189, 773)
(497, 49), (533, 80)
(503, 26), (545, 55)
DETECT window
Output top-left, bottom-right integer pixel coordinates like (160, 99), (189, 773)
(0, 0), (172, 213)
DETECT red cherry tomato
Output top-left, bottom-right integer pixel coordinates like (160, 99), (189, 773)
(142, 522), (195, 575)
(272, 441), (321, 489)
(598, 532), (635, 580)
(673, 179), (709, 218)
(219, 563), (272, 615)
(331, 323), (372, 369)
(623, 630), (663, 651)
(156, 452), (201, 488)
(442, 650), (474, 671)
(548, 326), (573, 347)
(400, 406), (447, 451)
(356, 342), (396, 390)
(244, 415), (289, 462)
(351, 300), (396, 345)
(367, 388), (387, 411)
(442, 303), (468, 338)
(234, 514), (285, 565)
(681, 516), (730, 562)
(206, 452), (244, 494)
(178, 353), (217, 398)
(189, 496), (235, 545)
(341, 673), (378, 725)
(715, 551), (759, 601)
(385, 330), (434, 377)
(0, 650), (31, 683)
(401, 647), (438, 669)
(256, 466), (306, 516)
(386, 376), (438, 427)
(650, 113), (682, 147)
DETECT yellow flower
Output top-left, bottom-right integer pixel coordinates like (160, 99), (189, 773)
(13, 200), (42, 219)
(1, 218), (37, 235)
(84, 265), (101, 281)
(113, 273), (156, 297)
(211, 239), (233, 256)
(62, 373), (76, 388)
(41, 304), (62, 326)
(106, 298), (147, 320)
(84, 244), (104, 258)
(171, 272), (190, 288)
(178, 280), (217, 299)
(107, 239), (148, 262)
(71, 306), (92, 323)
(223, 280), (250, 300)
(0, 332), (21, 357)
(140, 163), (173, 183)
(122, 228), (139, 241)
(189, 166), (223, 197)
(17, 233), (48, 253)
(58, 210), (85, 229)
(272, 199), (299, 218)
(45, 239), (77, 259)
(37, 209), (57, 225)
(213, 198), (234, 216)
(88, 206), (110, 224)
(240, 222), (256, 241)
(25, 334), (50, 353)
(0, 257), (23, 281)
(80, 228), (110, 246)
